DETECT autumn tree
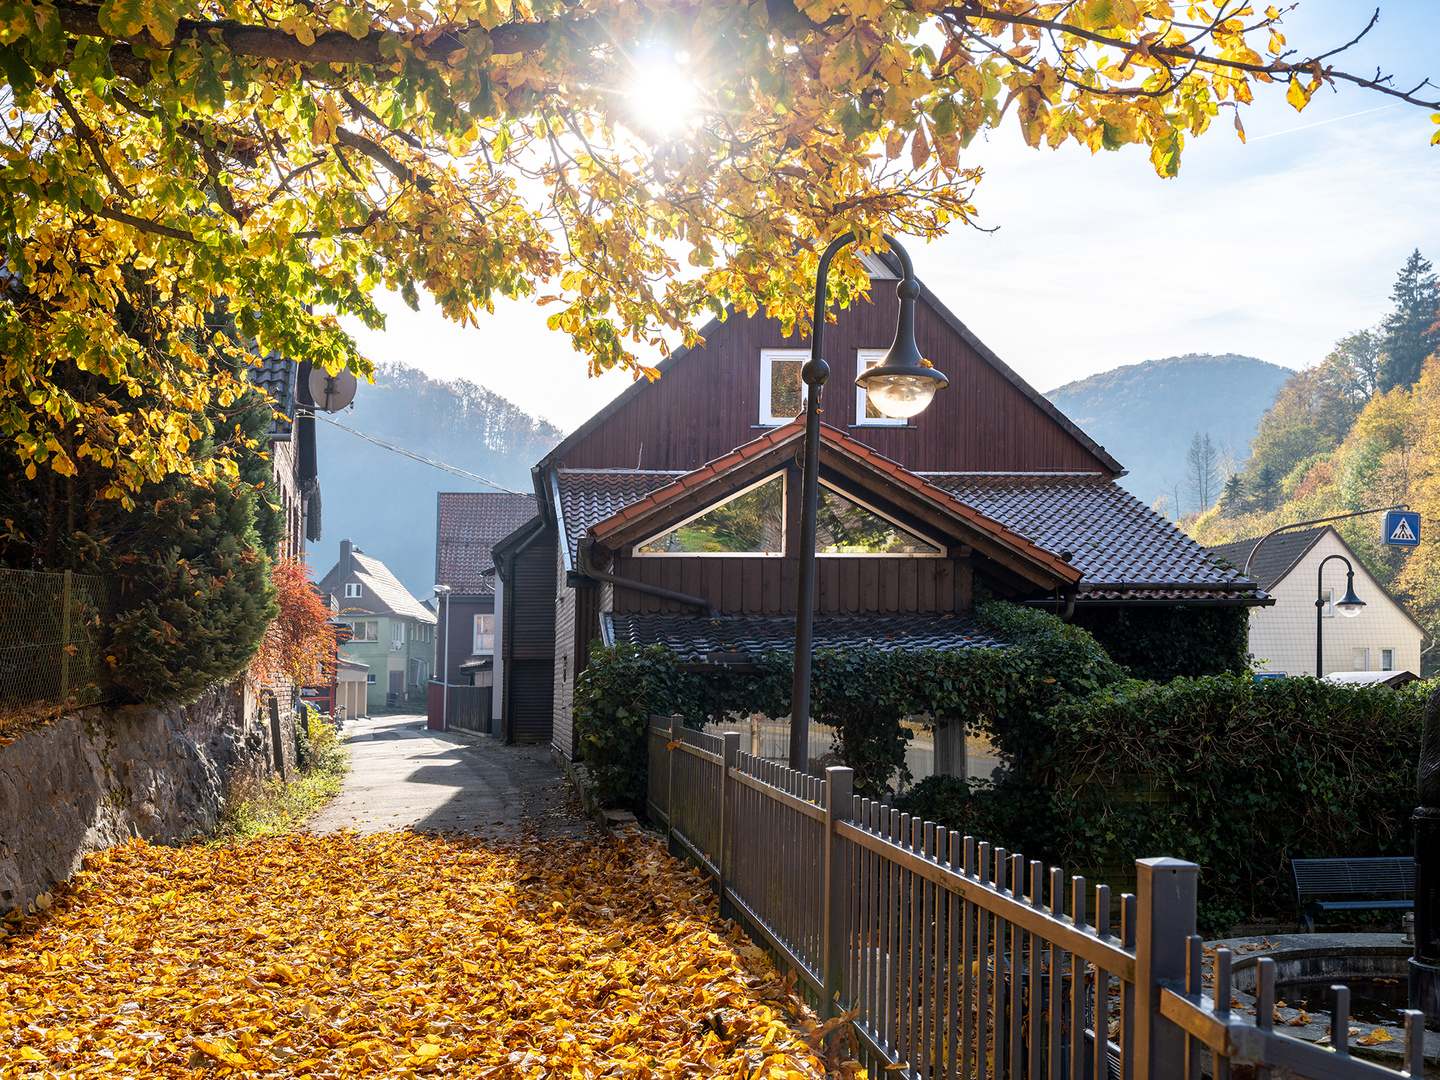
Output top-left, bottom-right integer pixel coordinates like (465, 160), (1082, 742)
(1378, 250), (1440, 392)
(1185, 431), (1220, 513)
(1, 0), (1437, 502)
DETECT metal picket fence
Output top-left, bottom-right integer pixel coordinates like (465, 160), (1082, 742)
(646, 715), (1429, 1080)
(0, 567), (111, 731)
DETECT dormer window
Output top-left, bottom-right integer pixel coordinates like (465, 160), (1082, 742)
(759, 350), (809, 426)
(816, 485), (942, 556)
(344, 582), (363, 598)
(635, 474), (786, 556)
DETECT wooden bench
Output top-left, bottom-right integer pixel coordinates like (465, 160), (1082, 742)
(1291, 856), (1414, 932)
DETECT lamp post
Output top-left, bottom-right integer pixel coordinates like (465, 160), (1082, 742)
(434, 584), (452, 731)
(1315, 553), (1365, 677)
(788, 234), (948, 772)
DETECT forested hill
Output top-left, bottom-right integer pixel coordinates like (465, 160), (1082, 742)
(1046, 354), (1293, 512)
(313, 363), (563, 599)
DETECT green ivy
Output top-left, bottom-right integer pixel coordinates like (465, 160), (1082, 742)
(572, 602), (1124, 809)
(1069, 606), (1249, 682)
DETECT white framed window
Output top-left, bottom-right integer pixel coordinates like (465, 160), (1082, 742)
(1351, 648), (1370, 671)
(351, 620), (378, 642)
(634, 474), (786, 557)
(815, 483), (944, 556)
(344, 582), (363, 598)
(1381, 648), (1396, 671)
(1320, 587), (1336, 618)
(855, 349), (907, 426)
(391, 622), (405, 650)
(473, 614), (495, 653)
(366, 673), (376, 684)
(759, 350), (809, 426)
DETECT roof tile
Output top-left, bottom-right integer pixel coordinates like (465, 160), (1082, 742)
(436, 492), (539, 593)
(554, 470), (687, 566)
(924, 473), (1259, 601)
(602, 613), (1011, 658)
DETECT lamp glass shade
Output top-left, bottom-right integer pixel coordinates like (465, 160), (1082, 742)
(859, 372), (942, 419)
(1337, 581), (1365, 618)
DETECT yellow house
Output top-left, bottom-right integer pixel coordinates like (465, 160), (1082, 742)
(1209, 526), (1430, 678)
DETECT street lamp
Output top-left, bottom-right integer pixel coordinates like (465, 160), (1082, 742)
(789, 234), (948, 772)
(1315, 554), (1365, 677)
(433, 584), (452, 731)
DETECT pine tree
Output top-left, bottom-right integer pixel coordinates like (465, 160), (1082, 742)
(1251, 465), (1281, 512)
(1377, 250), (1440, 392)
(1218, 473), (1246, 518)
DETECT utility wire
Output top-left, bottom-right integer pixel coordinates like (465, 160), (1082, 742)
(298, 409), (529, 495)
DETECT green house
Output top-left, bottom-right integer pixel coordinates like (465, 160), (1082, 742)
(318, 539), (437, 714)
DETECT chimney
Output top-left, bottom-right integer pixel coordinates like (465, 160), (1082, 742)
(340, 538), (353, 581)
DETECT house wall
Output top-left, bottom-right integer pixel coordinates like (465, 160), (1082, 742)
(553, 543), (577, 757)
(338, 614), (435, 713)
(549, 287), (1113, 476)
(503, 530), (557, 745)
(435, 594), (495, 687)
(269, 437), (305, 560)
(1246, 531), (1425, 676)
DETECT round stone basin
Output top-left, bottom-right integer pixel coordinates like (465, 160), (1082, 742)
(1211, 934), (1440, 1070)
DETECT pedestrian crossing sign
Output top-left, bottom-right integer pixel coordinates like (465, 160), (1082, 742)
(1383, 510), (1421, 547)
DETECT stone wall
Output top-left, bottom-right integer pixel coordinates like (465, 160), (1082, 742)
(0, 681), (294, 913)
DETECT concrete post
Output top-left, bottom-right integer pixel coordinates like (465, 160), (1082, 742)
(1133, 857), (1197, 1077)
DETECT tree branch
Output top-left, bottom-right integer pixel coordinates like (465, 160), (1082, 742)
(53, 2), (585, 66)
(334, 128), (432, 192)
(53, 82), (137, 201)
(92, 206), (196, 241)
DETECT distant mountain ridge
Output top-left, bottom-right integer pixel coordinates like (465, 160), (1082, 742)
(1046, 354), (1294, 513)
(314, 363), (563, 599)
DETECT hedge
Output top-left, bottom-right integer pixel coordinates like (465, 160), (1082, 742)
(898, 674), (1432, 934)
(572, 601), (1123, 809)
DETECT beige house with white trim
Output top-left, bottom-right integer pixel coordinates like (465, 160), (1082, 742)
(1210, 526), (1429, 678)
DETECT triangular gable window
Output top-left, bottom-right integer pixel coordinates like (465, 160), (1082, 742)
(635, 474), (785, 556)
(816, 485), (942, 555)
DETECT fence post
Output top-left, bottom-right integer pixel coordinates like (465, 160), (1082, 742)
(1133, 857), (1197, 1078)
(668, 714), (683, 855)
(823, 765), (854, 1019)
(59, 569), (72, 704)
(718, 732), (739, 918)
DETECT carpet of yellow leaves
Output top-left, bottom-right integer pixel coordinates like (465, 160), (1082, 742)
(0, 832), (830, 1080)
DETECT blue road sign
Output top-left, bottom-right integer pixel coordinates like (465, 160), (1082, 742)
(1384, 510), (1421, 547)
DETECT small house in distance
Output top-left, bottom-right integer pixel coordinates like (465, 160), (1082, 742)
(433, 491), (538, 732)
(317, 539), (436, 713)
(1209, 526), (1429, 677)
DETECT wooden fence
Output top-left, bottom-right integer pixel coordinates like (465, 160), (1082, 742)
(647, 716), (1428, 1080)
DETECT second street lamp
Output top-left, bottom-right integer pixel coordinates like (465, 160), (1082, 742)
(1315, 553), (1365, 678)
(789, 234), (948, 773)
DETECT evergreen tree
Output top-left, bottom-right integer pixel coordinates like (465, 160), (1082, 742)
(1377, 250), (1440, 392)
(1218, 473), (1246, 518)
(1251, 465), (1280, 512)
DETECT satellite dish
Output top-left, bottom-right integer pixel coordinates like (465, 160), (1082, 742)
(307, 367), (358, 412)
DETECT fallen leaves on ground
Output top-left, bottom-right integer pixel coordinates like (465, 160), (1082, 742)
(0, 831), (833, 1079)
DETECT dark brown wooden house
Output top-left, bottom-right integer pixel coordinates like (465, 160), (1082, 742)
(495, 259), (1266, 755)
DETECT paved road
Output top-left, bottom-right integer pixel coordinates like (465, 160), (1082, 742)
(305, 714), (598, 842)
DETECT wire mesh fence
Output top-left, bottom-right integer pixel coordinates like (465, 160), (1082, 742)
(0, 567), (112, 734)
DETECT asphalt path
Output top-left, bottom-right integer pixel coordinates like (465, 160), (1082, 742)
(305, 713), (598, 842)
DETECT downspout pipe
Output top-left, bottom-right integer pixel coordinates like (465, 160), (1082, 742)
(579, 540), (719, 618)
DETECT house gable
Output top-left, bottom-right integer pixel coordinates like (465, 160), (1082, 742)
(538, 274), (1123, 477)
(585, 422), (1081, 620)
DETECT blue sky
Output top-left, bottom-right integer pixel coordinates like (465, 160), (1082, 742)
(341, 0), (1440, 431)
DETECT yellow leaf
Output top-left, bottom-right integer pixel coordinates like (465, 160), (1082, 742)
(1357, 1028), (1394, 1046)
(1285, 77), (1311, 112)
(910, 125), (931, 170)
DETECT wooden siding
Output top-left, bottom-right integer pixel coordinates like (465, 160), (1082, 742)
(610, 552), (972, 617)
(552, 544), (577, 758)
(502, 529), (556, 744)
(548, 287), (1114, 475)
